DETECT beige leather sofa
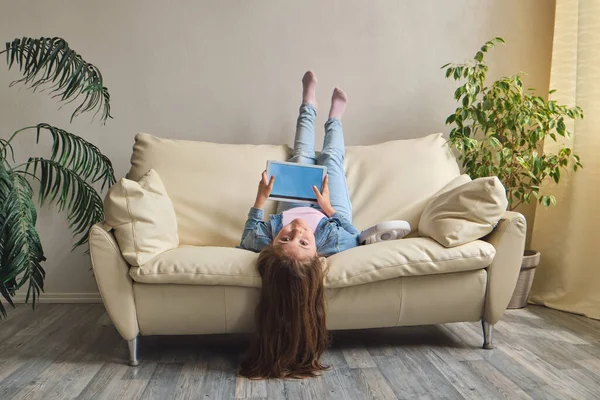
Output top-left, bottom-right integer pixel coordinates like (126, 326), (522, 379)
(89, 132), (526, 366)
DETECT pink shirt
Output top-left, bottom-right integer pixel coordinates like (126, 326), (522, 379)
(282, 207), (327, 232)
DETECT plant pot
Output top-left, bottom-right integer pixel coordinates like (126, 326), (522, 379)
(507, 250), (541, 309)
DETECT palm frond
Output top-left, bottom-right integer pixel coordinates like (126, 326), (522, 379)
(2, 37), (112, 124)
(24, 158), (104, 248)
(0, 168), (46, 318)
(0, 163), (15, 317)
(32, 123), (116, 190)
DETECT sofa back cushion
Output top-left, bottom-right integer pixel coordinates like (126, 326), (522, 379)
(345, 133), (460, 231)
(128, 133), (290, 246)
(128, 132), (460, 246)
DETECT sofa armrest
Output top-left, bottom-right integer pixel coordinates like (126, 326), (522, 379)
(481, 211), (527, 324)
(89, 222), (139, 340)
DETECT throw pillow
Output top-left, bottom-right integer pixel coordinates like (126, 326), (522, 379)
(418, 176), (508, 247)
(104, 169), (179, 266)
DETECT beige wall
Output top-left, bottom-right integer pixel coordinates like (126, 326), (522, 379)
(0, 0), (554, 301)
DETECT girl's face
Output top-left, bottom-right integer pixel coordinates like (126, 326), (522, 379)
(274, 218), (317, 260)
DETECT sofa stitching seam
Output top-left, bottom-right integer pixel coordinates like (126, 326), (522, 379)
(122, 184), (140, 265)
(326, 251), (496, 283)
(134, 271), (260, 277)
(396, 277), (404, 326)
(223, 288), (228, 333)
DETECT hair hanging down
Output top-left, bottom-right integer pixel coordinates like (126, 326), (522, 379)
(239, 245), (330, 379)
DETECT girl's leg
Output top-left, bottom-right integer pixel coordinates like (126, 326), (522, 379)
(316, 88), (352, 221)
(277, 71), (318, 214)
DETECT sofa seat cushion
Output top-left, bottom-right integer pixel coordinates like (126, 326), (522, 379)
(324, 238), (495, 288)
(130, 246), (261, 287)
(129, 238), (496, 289)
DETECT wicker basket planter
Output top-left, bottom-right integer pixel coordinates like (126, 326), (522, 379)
(507, 250), (541, 309)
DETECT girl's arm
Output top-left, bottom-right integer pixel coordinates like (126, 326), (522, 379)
(330, 212), (360, 235)
(239, 170), (276, 251)
(313, 175), (359, 235)
(239, 207), (272, 251)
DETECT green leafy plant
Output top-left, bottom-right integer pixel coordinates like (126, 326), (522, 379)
(443, 37), (583, 211)
(0, 37), (115, 318)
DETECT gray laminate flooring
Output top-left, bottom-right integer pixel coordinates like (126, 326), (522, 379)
(0, 304), (599, 399)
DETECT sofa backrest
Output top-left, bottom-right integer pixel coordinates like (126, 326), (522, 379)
(127, 133), (459, 246)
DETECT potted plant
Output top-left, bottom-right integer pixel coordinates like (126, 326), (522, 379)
(442, 37), (583, 308)
(0, 37), (115, 318)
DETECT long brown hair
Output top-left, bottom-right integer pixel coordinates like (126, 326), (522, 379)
(239, 245), (330, 379)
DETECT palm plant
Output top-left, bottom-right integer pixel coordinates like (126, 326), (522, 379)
(0, 37), (115, 318)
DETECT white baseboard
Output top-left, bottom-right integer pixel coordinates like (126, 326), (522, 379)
(12, 293), (102, 304)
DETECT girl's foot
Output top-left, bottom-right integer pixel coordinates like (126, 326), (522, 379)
(329, 88), (347, 119)
(302, 71), (317, 107)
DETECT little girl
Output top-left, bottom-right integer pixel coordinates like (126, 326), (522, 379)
(238, 71), (358, 379)
(239, 71), (359, 260)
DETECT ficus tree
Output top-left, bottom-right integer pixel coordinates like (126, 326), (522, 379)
(0, 37), (115, 318)
(443, 37), (583, 211)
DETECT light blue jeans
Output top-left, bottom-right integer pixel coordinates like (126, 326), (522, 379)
(276, 103), (352, 221)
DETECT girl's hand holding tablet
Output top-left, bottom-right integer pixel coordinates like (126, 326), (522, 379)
(254, 171), (275, 209)
(312, 175), (335, 217)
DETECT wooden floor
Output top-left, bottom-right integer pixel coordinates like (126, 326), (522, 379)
(0, 305), (599, 399)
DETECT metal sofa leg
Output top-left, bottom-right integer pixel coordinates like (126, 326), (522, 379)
(128, 336), (139, 366)
(482, 321), (494, 349)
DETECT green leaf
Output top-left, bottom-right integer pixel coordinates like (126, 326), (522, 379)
(515, 76), (523, 88)
(474, 51), (484, 62)
(542, 196), (551, 207)
(557, 118), (566, 135)
(454, 86), (465, 100)
(2, 37), (112, 124)
(553, 168), (561, 183)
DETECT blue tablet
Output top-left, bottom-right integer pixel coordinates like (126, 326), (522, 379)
(266, 161), (327, 204)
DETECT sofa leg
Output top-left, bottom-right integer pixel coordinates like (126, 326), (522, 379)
(482, 321), (494, 349)
(128, 337), (139, 366)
